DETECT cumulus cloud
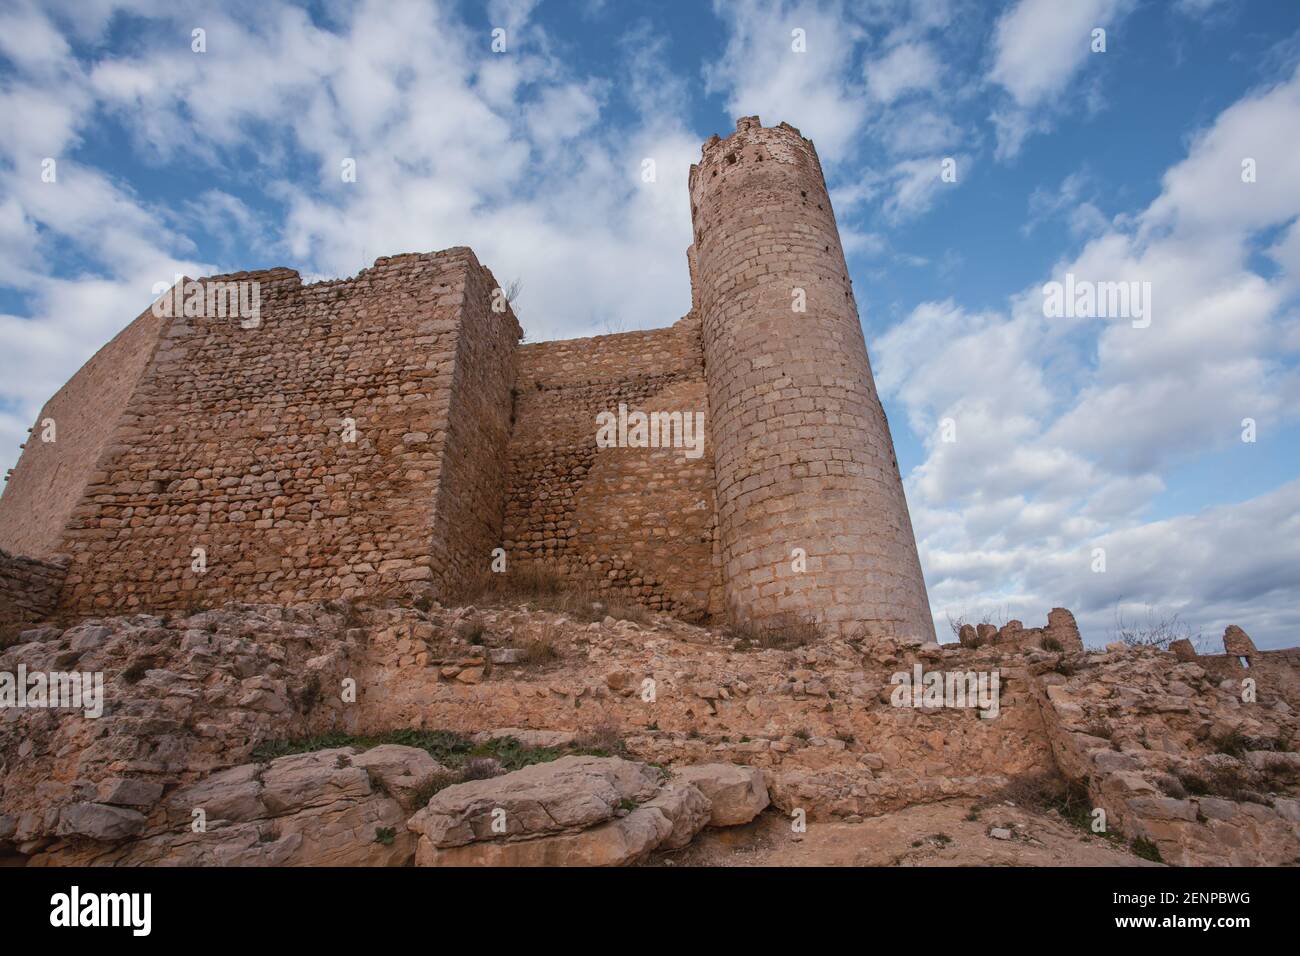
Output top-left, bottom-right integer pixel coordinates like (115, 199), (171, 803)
(0, 0), (705, 472)
(865, 41), (941, 103)
(880, 64), (1300, 648)
(987, 0), (1136, 158)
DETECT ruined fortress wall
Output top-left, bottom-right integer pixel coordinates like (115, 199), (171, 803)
(503, 316), (721, 620)
(0, 548), (67, 628)
(0, 302), (166, 559)
(428, 260), (522, 597)
(53, 250), (514, 613)
(688, 117), (933, 639)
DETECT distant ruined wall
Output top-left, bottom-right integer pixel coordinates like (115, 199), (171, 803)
(0, 548), (67, 628)
(0, 301), (167, 560)
(51, 250), (517, 614)
(688, 117), (933, 639)
(503, 316), (721, 620)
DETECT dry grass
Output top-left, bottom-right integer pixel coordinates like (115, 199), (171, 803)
(945, 607), (1010, 645)
(1110, 606), (1202, 651)
(455, 563), (653, 625)
(519, 620), (561, 665)
(728, 612), (823, 651)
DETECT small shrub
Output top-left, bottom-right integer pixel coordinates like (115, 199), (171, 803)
(1177, 771), (1210, 796)
(573, 723), (624, 756)
(1253, 753), (1300, 790)
(605, 601), (651, 625)
(1178, 763), (1256, 802)
(293, 673), (322, 713)
(120, 655), (157, 683)
(1082, 720), (1112, 740)
(375, 826), (396, 846)
(1154, 773), (1187, 799)
(990, 773), (1094, 833)
(410, 770), (462, 807)
(1111, 606), (1201, 651)
(456, 619), (487, 645)
(460, 757), (501, 780)
(1131, 837), (1163, 863)
(1212, 731), (1277, 759)
(729, 613), (822, 651)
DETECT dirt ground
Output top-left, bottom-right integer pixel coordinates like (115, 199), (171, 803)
(645, 797), (1159, 867)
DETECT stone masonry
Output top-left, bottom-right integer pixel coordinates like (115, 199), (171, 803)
(688, 118), (931, 639)
(0, 118), (933, 641)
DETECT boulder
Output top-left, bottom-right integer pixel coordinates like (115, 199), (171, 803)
(409, 756), (713, 866)
(39, 746), (416, 866)
(56, 803), (146, 842)
(351, 744), (445, 809)
(258, 748), (371, 815)
(672, 763), (769, 826)
(416, 804), (673, 867)
(95, 777), (165, 809)
(642, 782), (713, 850)
(408, 755), (662, 849)
(169, 763), (264, 823)
(468, 728), (578, 749)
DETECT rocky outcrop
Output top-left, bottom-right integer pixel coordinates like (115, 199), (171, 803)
(0, 602), (363, 857)
(28, 746), (416, 866)
(673, 763), (769, 826)
(3, 599), (1297, 867)
(407, 756), (715, 866)
(1034, 640), (1300, 866)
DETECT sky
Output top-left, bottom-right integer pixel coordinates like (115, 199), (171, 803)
(0, 0), (1298, 648)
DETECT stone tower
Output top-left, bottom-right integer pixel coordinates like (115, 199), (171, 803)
(687, 116), (933, 640)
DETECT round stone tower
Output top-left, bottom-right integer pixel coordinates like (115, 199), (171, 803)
(688, 116), (933, 640)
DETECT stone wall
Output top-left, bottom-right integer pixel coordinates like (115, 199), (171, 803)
(51, 249), (518, 614)
(0, 299), (167, 559)
(688, 117), (933, 640)
(428, 259), (522, 597)
(0, 548), (67, 629)
(0, 118), (938, 633)
(503, 316), (722, 620)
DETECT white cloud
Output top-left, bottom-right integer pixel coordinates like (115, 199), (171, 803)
(882, 65), (1300, 649)
(704, 0), (870, 161)
(988, 0), (1136, 158)
(865, 41), (941, 103)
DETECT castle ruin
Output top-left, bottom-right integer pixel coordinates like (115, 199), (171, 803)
(0, 118), (933, 642)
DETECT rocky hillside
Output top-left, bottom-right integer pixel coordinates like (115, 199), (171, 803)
(1, 597), (1296, 866)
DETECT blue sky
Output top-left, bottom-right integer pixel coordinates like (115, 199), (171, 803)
(1, 0), (1298, 647)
